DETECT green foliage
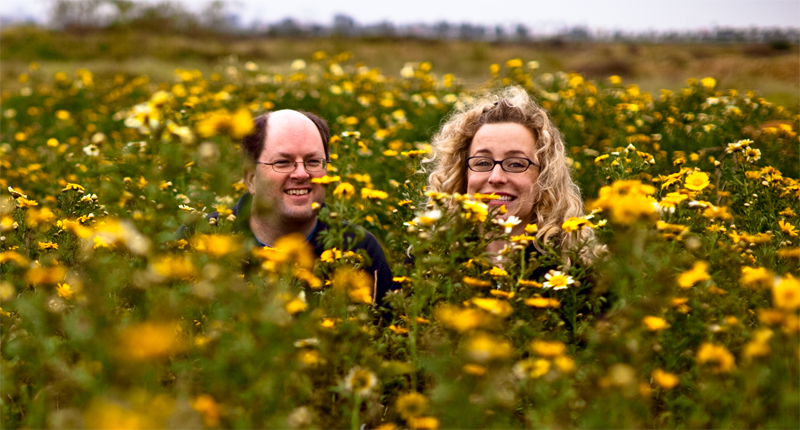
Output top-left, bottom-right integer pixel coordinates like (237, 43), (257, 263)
(0, 53), (798, 428)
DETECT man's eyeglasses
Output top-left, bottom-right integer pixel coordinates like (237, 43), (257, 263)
(466, 156), (538, 173)
(255, 159), (328, 173)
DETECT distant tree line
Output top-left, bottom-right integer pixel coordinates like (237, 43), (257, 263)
(40, 0), (800, 45)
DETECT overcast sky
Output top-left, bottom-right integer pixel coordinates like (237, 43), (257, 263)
(2, 0), (798, 32)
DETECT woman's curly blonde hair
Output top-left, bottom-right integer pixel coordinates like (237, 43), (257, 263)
(424, 86), (600, 263)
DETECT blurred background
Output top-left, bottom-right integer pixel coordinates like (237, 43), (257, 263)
(1, 0), (798, 106)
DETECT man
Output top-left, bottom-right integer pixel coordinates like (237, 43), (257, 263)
(209, 110), (394, 305)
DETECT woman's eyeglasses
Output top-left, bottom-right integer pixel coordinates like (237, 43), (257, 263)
(466, 156), (538, 173)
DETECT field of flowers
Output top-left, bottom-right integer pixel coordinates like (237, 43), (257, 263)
(1, 52), (799, 428)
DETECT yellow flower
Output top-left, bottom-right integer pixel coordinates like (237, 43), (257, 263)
(530, 340), (567, 358)
(677, 261), (711, 289)
(25, 207), (56, 230)
(702, 205), (733, 221)
(15, 197), (39, 208)
(513, 358), (551, 379)
(461, 200), (488, 223)
(506, 58), (523, 68)
(554, 355), (575, 373)
(562, 217), (594, 233)
(414, 209), (442, 226)
(683, 171), (710, 191)
(696, 342), (735, 373)
(0, 251), (28, 266)
(524, 297), (561, 308)
(773, 274), (800, 311)
(61, 183), (86, 192)
(407, 416), (439, 430)
(333, 182), (355, 199)
(462, 364), (487, 376)
(191, 234), (239, 258)
(151, 255), (196, 280)
(361, 188), (388, 200)
(486, 266), (508, 277)
(282, 293), (308, 315)
(435, 304), (489, 332)
(37, 241), (58, 250)
(263, 233), (316, 271)
(470, 298), (513, 318)
(462, 276), (491, 287)
(298, 349), (325, 368)
(740, 266), (773, 289)
(389, 324), (408, 334)
(779, 220), (798, 237)
(743, 328), (773, 360)
(321, 247), (342, 262)
(396, 392), (429, 420)
(466, 332), (513, 362)
(118, 321), (183, 360)
(294, 268), (322, 289)
(589, 180), (657, 225)
(56, 283), (74, 299)
(543, 271), (574, 290)
(518, 279), (543, 288)
(190, 395), (220, 427)
(524, 223), (538, 234)
(643, 316), (670, 331)
(651, 368), (679, 389)
(344, 367), (379, 396)
(311, 175), (341, 184)
(196, 108), (254, 139)
(24, 266), (66, 285)
(332, 267), (373, 304)
(700, 77), (717, 89)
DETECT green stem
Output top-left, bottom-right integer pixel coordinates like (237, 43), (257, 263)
(351, 394), (361, 430)
(571, 286), (578, 344)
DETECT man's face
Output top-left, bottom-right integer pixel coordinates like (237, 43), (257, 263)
(244, 110), (327, 227)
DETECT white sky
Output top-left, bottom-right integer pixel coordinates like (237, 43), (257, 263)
(2, 0), (798, 32)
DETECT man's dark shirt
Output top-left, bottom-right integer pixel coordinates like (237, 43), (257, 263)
(201, 193), (395, 305)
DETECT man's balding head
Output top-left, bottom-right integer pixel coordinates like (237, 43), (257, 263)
(241, 109), (330, 164)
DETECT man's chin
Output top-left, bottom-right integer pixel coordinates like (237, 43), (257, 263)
(280, 205), (318, 224)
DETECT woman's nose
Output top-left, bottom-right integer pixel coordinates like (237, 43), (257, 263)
(487, 164), (507, 184)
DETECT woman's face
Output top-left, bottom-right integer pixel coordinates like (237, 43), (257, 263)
(465, 122), (540, 227)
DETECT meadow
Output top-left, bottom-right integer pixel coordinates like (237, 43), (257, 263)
(1, 44), (799, 428)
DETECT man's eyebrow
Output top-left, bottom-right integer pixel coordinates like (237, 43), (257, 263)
(275, 152), (324, 159)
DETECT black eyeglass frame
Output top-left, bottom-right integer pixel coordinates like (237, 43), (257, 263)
(465, 156), (539, 173)
(254, 159), (330, 173)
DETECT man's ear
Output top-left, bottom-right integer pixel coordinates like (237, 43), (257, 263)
(243, 165), (256, 194)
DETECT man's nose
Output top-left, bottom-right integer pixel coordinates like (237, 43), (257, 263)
(290, 161), (311, 179)
(487, 164), (507, 185)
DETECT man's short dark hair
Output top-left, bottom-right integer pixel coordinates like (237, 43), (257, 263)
(241, 111), (331, 163)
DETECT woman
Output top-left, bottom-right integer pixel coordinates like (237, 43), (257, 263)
(424, 86), (600, 264)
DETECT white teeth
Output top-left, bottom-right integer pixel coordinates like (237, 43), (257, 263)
(493, 195), (514, 201)
(286, 189), (310, 195)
